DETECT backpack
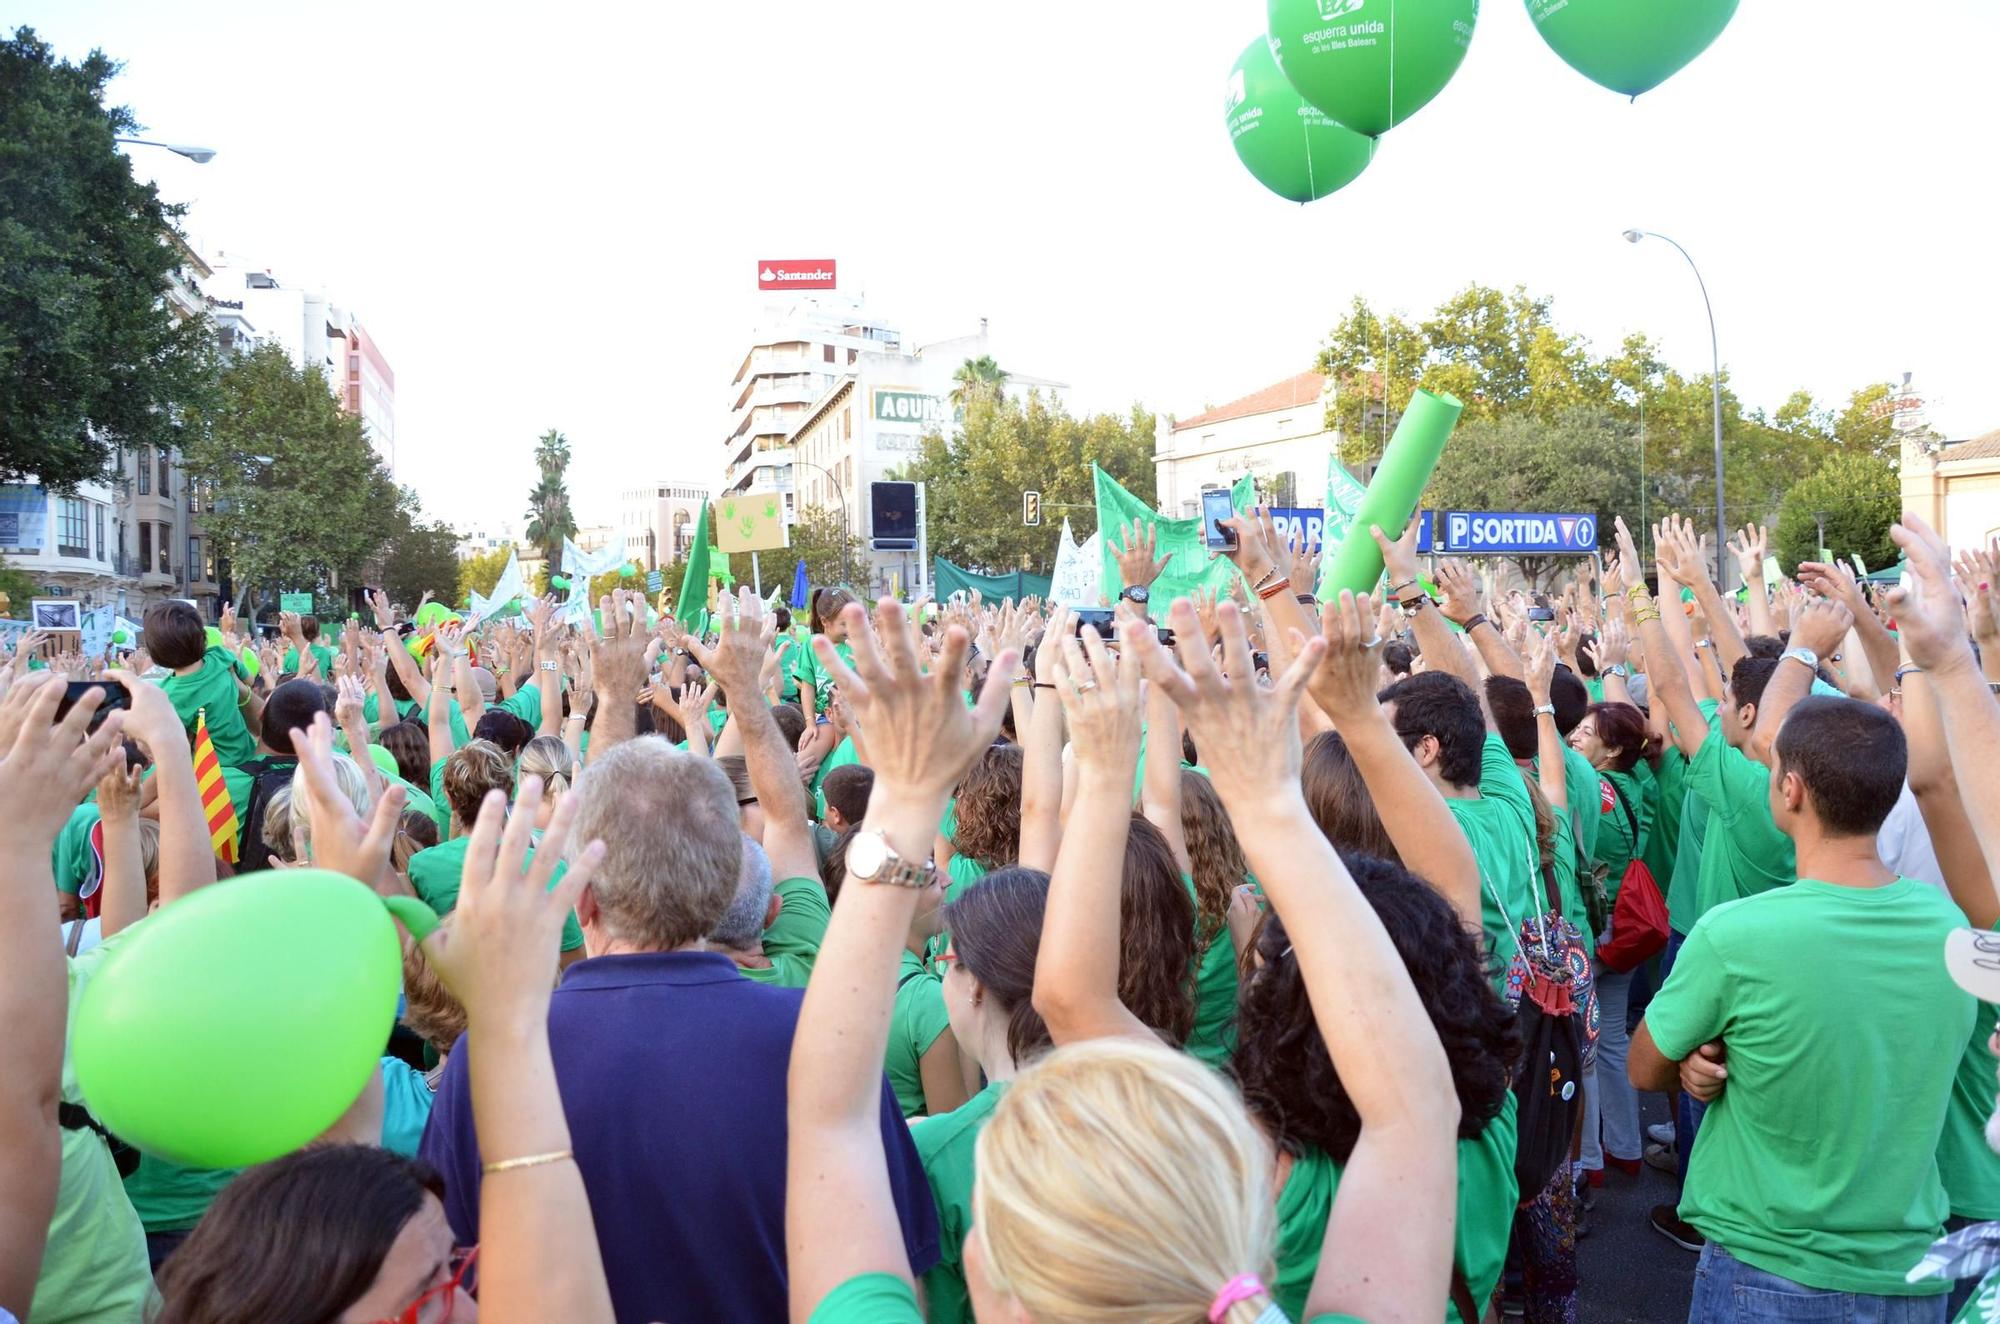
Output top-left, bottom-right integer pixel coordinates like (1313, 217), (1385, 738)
(237, 757), (300, 873)
(1503, 853), (1597, 1203)
(1595, 776), (1670, 973)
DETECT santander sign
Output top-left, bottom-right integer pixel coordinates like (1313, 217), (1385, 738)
(757, 260), (837, 291)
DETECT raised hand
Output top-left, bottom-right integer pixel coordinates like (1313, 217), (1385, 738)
(1050, 616), (1143, 777)
(289, 711), (406, 886)
(1953, 543), (2000, 645)
(1111, 518), (1172, 591)
(810, 599), (1016, 802)
(0, 675), (128, 848)
(1727, 525), (1768, 587)
(1308, 591), (1385, 721)
(1368, 519), (1423, 592)
(334, 674), (369, 731)
(1525, 629), (1558, 708)
(1614, 517), (1648, 593)
(1789, 598), (1854, 659)
(1885, 514), (1976, 674)
(686, 586), (777, 704)
(1434, 559), (1484, 626)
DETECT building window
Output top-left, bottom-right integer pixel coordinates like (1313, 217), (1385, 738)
(158, 451), (171, 496)
(57, 498), (87, 557)
(138, 521), (152, 572)
(94, 504), (104, 562)
(137, 449), (151, 495)
(823, 344), (835, 363)
(188, 536), (200, 578)
(188, 481), (200, 514)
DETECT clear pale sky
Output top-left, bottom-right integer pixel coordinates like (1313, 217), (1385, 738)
(22, 1), (2000, 528)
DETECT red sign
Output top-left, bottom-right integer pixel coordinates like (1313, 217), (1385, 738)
(757, 259), (837, 291)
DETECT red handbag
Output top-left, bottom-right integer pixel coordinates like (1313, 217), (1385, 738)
(1594, 778), (1670, 973)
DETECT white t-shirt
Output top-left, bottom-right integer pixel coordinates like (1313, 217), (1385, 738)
(1877, 783), (1945, 897)
(57, 916), (103, 957)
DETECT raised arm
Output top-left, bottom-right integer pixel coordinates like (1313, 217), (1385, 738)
(1619, 518), (1708, 759)
(1748, 601), (1852, 767)
(1140, 668), (1192, 876)
(385, 625), (432, 711)
(1016, 607), (1070, 873)
(1308, 592), (1482, 929)
(1800, 560), (1900, 699)
(1435, 559), (1524, 681)
(107, 671), (217, 907)
(529, 598), (563, 738)
(1900, 634), (1999, 929)
(93, 762), (149, 939)
(1031, 621), (1153, 1046)
(0, 678), (126, 1317)
(1729, 525), (1775, 638)
(1665, 517), (1747, 676)
(690, 589), (820, 884)
(427, 653), (458, 768)
(585, 592), (648, 759)
(335, 675), (387, 805)
(785, 602), (1014, 1321)
(1371, 521), (1479, 692)
(1144, 597), (1459, 1324)
(1526, 632), (1569, 812)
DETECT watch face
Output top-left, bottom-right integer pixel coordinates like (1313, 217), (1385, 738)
(847, 832), (887, 879)
(1124, 587), (1149, 604)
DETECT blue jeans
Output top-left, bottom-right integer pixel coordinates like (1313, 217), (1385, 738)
(1689, 1243), (1946, 1324)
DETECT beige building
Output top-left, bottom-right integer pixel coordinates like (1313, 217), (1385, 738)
(1153, 372), (1342, 517)
(1902, 426), (2000, 550)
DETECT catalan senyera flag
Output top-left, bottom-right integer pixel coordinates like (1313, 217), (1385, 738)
(194, 708), (240, 865)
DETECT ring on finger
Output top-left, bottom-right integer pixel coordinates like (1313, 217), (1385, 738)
(1073, 679), (1099, 694)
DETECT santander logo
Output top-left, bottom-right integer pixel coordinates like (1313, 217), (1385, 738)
(757, 260), (837, 290)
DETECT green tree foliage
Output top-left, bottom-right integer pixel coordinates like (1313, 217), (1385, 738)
(181, 343), (397, 608)
(457, 545), (513, 606)
(949, 356), (1008, 411)
(1774, 450), (1900, 575)
(1426, 408), (1642, 587)
(1314, 284), (1850, 535)
(378, 493), (461, 608)
(0, 555), (41, 610)
(523, 429), (576, 571)
(723, 504), (867, 594)
(0, 28), (219, 489)
(902, 393), (1156, 575)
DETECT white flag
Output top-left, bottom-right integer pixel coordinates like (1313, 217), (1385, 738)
(467, 550), (525, 627)
(563, 533), (628, 580)
(1050, 519), (1105, 607)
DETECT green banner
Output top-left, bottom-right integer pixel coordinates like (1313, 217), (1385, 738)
(933, 558), (1051, 604)
(1094, 465), (1255, 604)
(1323, 456), (1367, 546)
(279, 592), (313, 614)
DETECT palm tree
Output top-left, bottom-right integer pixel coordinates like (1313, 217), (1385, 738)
(533, 428), (571, 483)
(948, 356), (1007, 411)
(524, 476), (576, 575)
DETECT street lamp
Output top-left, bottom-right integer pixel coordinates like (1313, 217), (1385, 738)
(1624, 228), (1726, 582)
(114, 137), (217, 164)
(786, 459), (851, 588)
(1815, 510), (1830, 557)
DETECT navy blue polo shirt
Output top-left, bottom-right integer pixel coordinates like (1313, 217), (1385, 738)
(418, 950), (940, 1322)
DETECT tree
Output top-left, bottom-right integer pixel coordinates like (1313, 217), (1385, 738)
(0, 28), (219, 489)
(901, 392), (1156, 576)
(0, 555), (40, 612)
(181, 343), (398, 610)
(721, 504), (868, 595)
(1774, 450), (1900, 576)
(1425, 408), (1643, 588)
(949, 356), (1008, 411)
(379, 497), (461, 608)
(458, 545), (514, 606)
(523, 428), (576, 572)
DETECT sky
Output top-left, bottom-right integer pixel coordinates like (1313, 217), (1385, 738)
(20, 1), (2000, 529)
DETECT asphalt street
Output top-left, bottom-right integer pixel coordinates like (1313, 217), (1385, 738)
(1577, 1092), (1699, 1324)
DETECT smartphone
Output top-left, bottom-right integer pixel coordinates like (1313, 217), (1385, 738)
(55, 681), (129, 730)
(1073, 607), (1117, 637)
(1201, 489), (1237, 550)
(1527, 605), (1557, 622)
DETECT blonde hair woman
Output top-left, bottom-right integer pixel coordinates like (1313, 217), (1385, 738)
(783, 595), (1461, 1324)
(517, 734), (575, 830)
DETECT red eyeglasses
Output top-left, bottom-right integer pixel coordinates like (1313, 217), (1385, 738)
(375, 1244), (477, 1324)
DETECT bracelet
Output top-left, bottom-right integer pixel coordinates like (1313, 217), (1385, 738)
(1385, 579), (1418, 597)
(1693, 639), (1714, 649)
(1893, 664), (1923, 682)
(1010, 676), (1033, 688)
(1631, 608), (1661, 626)
(1532, 703), (1556, 717)
(482, 1148), (574, 1176)
(1397, 594), (1433, 616)
(1604, 663), (1630, 678)
(1255, 579), (1290, 601)
(1461, 613), (1489, 634)
(540, 660), (559, 672)
(1625, 584), (1651, 600)
(1033, 681), (1057, 691)
(1990, 680), (2000, 695)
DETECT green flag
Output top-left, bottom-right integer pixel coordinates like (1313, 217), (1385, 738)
(674, 502), (711, 626)
(1324, 456), (1367, 546)
(1093, 465), (1255, 604)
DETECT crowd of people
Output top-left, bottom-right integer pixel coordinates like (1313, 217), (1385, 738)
(5, 499), (2000, 1324)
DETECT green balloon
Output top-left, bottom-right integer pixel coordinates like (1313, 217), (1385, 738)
(111, 629), (129, 645)
(413, 602), (458, 630)
(1526, 0), (1737, 97)
(72, 871), (435, 1168)
(204, 626), (226, 651)
(365, 743), (399, 779)
(1227, 36), (1376, 202)
(550, 574), (571, 591)
(1266, 0), (1477, 137)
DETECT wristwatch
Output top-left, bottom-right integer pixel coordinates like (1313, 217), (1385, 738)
(1532, 703), (1556, 718)
(1119, 585), (1150, 607)
(845, 830), (933, 890)
(1604, 663), (1630, 678)
(1781, 645), (1820, 672)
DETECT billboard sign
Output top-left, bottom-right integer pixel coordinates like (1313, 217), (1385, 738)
(757, 259), (836, 291)
(1419, 511), (1598, 556)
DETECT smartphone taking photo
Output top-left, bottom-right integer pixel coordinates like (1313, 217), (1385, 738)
(1201, 489), (1237, 551)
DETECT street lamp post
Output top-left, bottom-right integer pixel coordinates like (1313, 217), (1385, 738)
(787, 459), (851, 588)
(114, 137), (217, 164)
(1624, 229), (1726, 583)
(1815, 510), (1830, 556)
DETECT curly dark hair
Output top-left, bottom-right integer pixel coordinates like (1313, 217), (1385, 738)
(1180, 769), (1244, 939)
(1234, 852), (1521, 1159)
(951, 743), (1023, 870)
(1121, 814), (1197, 1046)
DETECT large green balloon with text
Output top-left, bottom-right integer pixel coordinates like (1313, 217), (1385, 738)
(1526, 0), (1738, 97)
(1266, 0), (1478, 138)
(1227, 36), (1376, 203)
(73, 870), (438, 1168)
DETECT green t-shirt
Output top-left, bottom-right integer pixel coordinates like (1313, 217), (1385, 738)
(283, 643), (337, 677)
(808, 1273), (926, 1324)
(944, 852), (988, 902)
(886, 949), (953, 1118)
(1664, 702), (1720, 934)
(122, 1151), (239, 1234)
(1939, 993), (2000, 1219)
(362, 692), (422, 726)
(1560, 744), (1601, 869)
(53, 801), (101, 895)
(1686, 726), (1795, 925)
(380, 1057), (435, 1158)
(1447, 734), (1541, 990)
(1644, 877), (1973, 1295)
(1273, 1092), (1519, 1324)
(163, 646), (255, 767)
(912, 1080), (1010, 1324)
(1549, 809), (1592, 953)
(1591, 766), (1651, 904)
(38, 931), (155, 1324)
(427, 757), (452, 836)
(736, 877), (831, 989)
(1185, 876), (1240, 1069)
(794, 638), (852, 711)
(408, 836), (584, 951)
(812, 734), (861, 819)
(1642, 754), (1685, 919)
